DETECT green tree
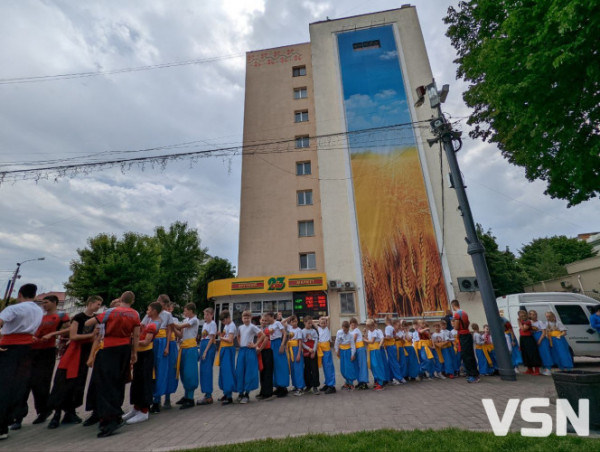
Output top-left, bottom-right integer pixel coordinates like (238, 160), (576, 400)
(195, 256), (235, 313)
(477, 224), (528, 296)
(155, 221), (208, 306)
(65, 232), (160, 311)
(444, 1), (600, 205)
(519, 235), (596, 282)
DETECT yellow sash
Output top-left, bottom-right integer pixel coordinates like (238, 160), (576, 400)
(366, 342), (381, 369)
(170, 332), (176, 341)
(214, 340), (234, 366)
(547, 330), (563, 347)
(383, 338), (396, 347)
(355, 340), (365, 349)
(138, 342), (153, 352)
(317, 341), (331, 368)
(475, 344), (493, 366)
(395, 339), (409, 358)
(414, 340), (434, 360)
(339, 344), (351, 350)
(287, 339), (300, 369)
(155, 329), (167, 339)
(435, 347), (445, 363)
(176, 338), (198, 378)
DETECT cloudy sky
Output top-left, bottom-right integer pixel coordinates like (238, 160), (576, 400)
(0, 0), (598, 296)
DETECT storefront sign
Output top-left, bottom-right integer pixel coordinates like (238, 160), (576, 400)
(208, 273), (327, 298)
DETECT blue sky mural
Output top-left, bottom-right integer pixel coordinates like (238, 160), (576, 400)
(337, 25), (416, 153)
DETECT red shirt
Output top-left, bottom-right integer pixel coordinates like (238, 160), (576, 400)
(97, 306), (140, 348)
(140, 320), (159, 342)
(32, 313), (69, 350)
(519, 320), (533, 337)
(453, 310), (470, 335)
(418, 329), (431, 340)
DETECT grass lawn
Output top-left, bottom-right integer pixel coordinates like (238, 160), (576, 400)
(185, 428), (598, 452)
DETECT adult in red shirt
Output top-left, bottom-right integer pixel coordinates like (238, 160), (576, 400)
(450, 299), (479, 383)
(12, 294), (70, 429)
(85, 291), (140, 438)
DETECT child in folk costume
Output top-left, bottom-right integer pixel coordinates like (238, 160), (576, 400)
(518, 310), (542, 375)
(529, 311), (553, 376)
(197, 307), (218, 405)
(430, 322), (447, 379)
(267, 312), (290, 397)
(124, 302), (161, 424)
(350, 318), (369, 389)
(302, 316), (321, 395)
(283, 315), (305, 396)
(164, 298), (179, 408)
(383, 316), (403, 385)
(380, 316), (394, 385)
(256, 314), (275, 401)
(317, 316), (336, 394)
(148, 295), (176, 413)
(472, 323), (495, 376)
(481, 325), (498, 374)
(217, 310), (237, 405)
(335, 321), (356, 389)
(450, 327), (461, 376)
(364, 319), (385, 391)
(545, 312), (573, 371)
(503, 315), (522, 373)
(393, 320), (408, 384)
(438, 320), (456, 379)
(235, 311), (263, 404)
(47, 296), (103, 429)
(404, 322), (421, 381)
(173, 303), (200, 409)
(414, 320), (435, 380)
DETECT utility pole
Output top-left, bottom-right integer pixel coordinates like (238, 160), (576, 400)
(2, 257), (45, 304)
(415, 80), (516, 381)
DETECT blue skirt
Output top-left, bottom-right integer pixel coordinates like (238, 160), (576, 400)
(354, 347), (369, 384)
(180, 347), (199, 394)
(218, 346), (237, 397)
(339, 348), (357, 384)
(550, 335), (573, 370)
(320, 348), (336, 387)
(271, 338), (290, 388)
(406, 346), (420, 378)
(199, 339), (216, 396)
(369, 349), (386, 385)
(385, 345), (404, 381)
(289, 345), (305, 389)
(533, 331), (554, 369)
(235, 347), (259, 393)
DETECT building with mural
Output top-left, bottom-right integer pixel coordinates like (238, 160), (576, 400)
(208, 6), (484, 330)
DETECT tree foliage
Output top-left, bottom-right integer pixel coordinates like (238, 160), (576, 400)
(195, 256), (235, 313)
(477, 224), (528, 296)
(519, 235), (596, 282)
(444, 1), (600, 205)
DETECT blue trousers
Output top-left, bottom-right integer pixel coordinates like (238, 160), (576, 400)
(235, 347), (259, 394)
(475, 348), (494, 375)
(550, 336), (573, 370)
(406, 346), (420, 378)
(320, 348), (336, 387)
(354, 347), (369, 384)
(380, 349), (391, 382)
(153, 337), (169, 399)
(167, 341), (178, 394)
(218, 347), (236, 397)
(441, 347), (455, 375)
(369, 349), (385, 385)
(533, 331), (554, 369)
(385, 345), (404, 381)
(271, 338), (290, 388)
(289, 345), (305, 390)
(199, 339), (216, 397)
(180, 347), (199, 399)
(418, 348), (434, 376)
(339, 348), (357, 384)
(397, 346), (408, 378)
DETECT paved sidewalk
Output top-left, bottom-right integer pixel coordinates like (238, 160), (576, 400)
(1, 360), (597, 451)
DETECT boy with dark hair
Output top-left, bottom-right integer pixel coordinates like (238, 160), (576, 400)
(47, 295), (103, 429)
(124, 301), (161, 424)
(0, 283), (42, 440)
(173, 303), (200, 409)
(85, 291), (140, 437)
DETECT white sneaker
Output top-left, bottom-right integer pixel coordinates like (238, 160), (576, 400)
(514, 367), (520, 374)
(0, 433), (7, 440)
(437, 372), (446, 379)
(391, 379), (401, 385)
(123, 409), (139, 421)
(541, 368), (552, 376)
(400, 378), (407, 384)
(126, 411), (149, 424)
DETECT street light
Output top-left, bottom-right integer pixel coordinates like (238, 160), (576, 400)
(2, 257), (45, 303)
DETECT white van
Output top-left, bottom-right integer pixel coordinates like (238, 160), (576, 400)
(496, 292), (600, 358)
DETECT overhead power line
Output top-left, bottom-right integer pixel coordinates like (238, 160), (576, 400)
(0, 53), (245, 85)
(0, 120), (430, 184)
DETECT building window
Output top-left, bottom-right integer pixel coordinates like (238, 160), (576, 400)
(294, 87), (308, 99)
(300, 252), (316, 270)
(297, 190), (313, 206)
(293, 66), (306, 77)
(296, 161), (311, 175)
(298, 220), (314, 237)
(295, 136), (309, 148)
(340, 292), (356, 314)
(295, 110), (309, 123)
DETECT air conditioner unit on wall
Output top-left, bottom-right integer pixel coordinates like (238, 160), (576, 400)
(328, 280), (343, 290)
(457, 277), (479, 292)
(344, 281), (355, 290)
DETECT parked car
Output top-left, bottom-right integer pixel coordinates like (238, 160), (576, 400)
(496, 292), (600, 358)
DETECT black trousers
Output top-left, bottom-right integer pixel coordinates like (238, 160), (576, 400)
(130, 350), (154, 410)
(49, 343), (91, 413)
(303, 354), (320, 389)
(259, 348), (273, 397)
(520, 335), (542, 368)
(93, 345), (131, 424)
(0, 345), (32, 434)
(15, 347), (56, 420)
(459, 334), (479, 377)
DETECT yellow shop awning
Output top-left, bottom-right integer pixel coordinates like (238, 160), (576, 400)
(207, 273), (327, 298)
